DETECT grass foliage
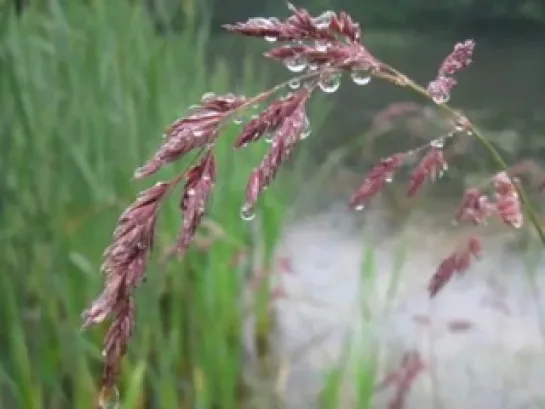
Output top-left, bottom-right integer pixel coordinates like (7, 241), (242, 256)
(0, 1), (303, 407)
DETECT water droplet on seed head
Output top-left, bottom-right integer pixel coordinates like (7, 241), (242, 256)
(432, 93), (449, 104)
(318, 72), (341, 93)
(300, 128), (311, 140)
(240, 204), (256, 221)
(350, 67), (372, 86)
(285, 56), (307, 73)
(315, 40), (328, 52)
(201, 92), (215, 102)
(307, 62), (319, 71)
(288, 78), (301, 89)
(98, 386), (120, 409)
(313, 10), (335, 29)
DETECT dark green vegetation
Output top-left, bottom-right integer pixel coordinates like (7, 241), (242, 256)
(208, 0), (545, 36)
(0, 1), (319, 407)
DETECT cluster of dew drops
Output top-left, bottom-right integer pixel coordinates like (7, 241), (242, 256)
(234, 11), (375, 222)
(261, 11), (374, 94)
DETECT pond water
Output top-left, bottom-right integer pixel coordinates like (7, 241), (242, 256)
(261, 207), (545, 409)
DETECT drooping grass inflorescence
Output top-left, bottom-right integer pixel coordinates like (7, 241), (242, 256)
(376, 351), (426, 409)
(82, 3), (539, 406)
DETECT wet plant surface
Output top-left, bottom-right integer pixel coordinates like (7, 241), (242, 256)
(3, 1), (545, 409)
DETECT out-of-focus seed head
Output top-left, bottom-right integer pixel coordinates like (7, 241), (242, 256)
(407, 147), (448, 197)
(429, 237), (482, 297)
(350, 153), (406, 209)
(493, 171), (523, 229)
(455, 188), (494, 225)
(455, 173), (523, 229)
(377, 351), (425, 409)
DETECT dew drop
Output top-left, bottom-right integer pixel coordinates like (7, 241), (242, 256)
(300, 128), (311, 140)
(350, 68), (372, 86)
(98, 386), (120, 409)
(201, 92), (215, 102)
(265, 133), (275, 143)
(385, 174), (393, 183)
(432, 93), (449, 104)
(281, 92), (293, 100)
(318, 72), (341, 93)
(300, 115), (311, 139)
(313, 10), (334, 29)
(288, 78), (301, 89)
(133, 167), (145, 178)
(233, 116), (243, 125)
(252, 17), (271, 27)
(354, 204), (365, 211)
(251, 114), (259, 120)
(307, 62), (319, 71)
(186, 188), (196, 196)
(193, 129), (204, 137)
(285, 56), (307, 73)
(240, 204), (256, 221)
(315, 40), (328, 52)
(430, 138), (445, 149)
(264, 35), (277, 43)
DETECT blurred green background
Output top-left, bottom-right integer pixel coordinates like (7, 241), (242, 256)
(1, 0), (544, 408)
